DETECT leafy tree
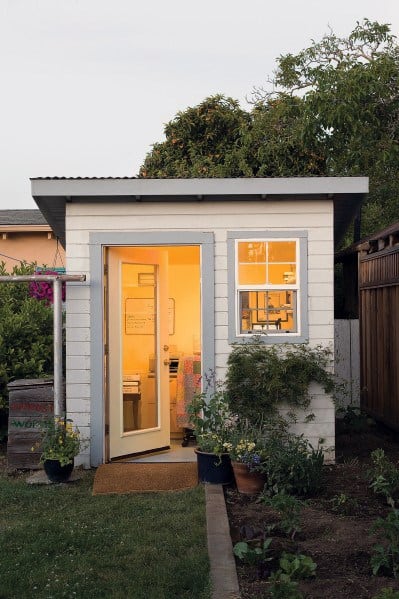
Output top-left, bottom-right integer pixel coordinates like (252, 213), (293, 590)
(139, 95), (252, 178)
(242, 96), (327, 177)
(0, 262), (54, 424)
(139, 20), (399, 239)
(253, 18), (399, 237)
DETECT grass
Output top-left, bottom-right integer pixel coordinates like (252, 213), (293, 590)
(0, 468), (211, 599)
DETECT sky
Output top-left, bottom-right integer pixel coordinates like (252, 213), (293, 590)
(0, 0), (398, 209)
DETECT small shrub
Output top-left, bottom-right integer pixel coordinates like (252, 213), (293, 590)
(329, 492), (359, 515)
(266, 553), (316, 598)
(261, 492), (306, 539)
(233, 538), (273, 565)
(278, 552), (317, 579)
(0, 262), (54, 413)
(226, 339), (335, 422)
(233, 525), (273, 579)
(337, 404), (373, 433)
(263, 433), (325, 496)
(371, 509), (399, 578)
(366, 449), (399, 507)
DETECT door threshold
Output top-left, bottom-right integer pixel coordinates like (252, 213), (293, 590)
(116, 442), (197, 463)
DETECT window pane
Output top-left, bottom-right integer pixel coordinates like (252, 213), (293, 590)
(268, 241), (296, 262)
(239, 290), (297, 334)
(238, 264), (267, 285)
(238, 241), (266, 263)
(268, 264), (297, 284)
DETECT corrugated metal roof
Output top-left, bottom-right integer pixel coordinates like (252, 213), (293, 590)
(0, 209), (47, 226)
(30, 176), (138, 180)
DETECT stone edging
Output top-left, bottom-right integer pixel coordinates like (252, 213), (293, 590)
(205, 484), (241, 599)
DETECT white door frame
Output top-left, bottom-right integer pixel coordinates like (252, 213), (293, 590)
(89, 231), (215, 466)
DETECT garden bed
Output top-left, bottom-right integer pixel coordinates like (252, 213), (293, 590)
(225, 421), (399, 598)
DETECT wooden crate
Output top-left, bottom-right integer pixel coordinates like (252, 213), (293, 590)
(7, 378), (54, 469)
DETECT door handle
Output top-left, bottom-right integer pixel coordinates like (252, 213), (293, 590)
(163, 345), (169, 352)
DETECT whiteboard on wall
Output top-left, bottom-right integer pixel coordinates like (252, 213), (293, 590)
(125, 298), (175, 335)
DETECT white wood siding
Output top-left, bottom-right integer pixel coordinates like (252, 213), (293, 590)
(65, 200), (335, 465)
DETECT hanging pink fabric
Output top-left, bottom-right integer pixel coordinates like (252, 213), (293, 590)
(175, 355), (201, 428)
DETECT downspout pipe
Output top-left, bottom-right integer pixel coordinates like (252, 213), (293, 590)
(52, 277), (63, 416)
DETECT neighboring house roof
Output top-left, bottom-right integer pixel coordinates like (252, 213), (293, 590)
(0, 209), (48, 226)
(31, 176), (369, 248)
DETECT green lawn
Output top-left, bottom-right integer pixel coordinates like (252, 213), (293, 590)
(0, 468), (211, 599)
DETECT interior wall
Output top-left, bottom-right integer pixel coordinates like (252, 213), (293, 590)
(121, 248), (201, 376)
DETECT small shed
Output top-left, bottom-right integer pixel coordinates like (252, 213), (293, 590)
(31, 177), (368, 466)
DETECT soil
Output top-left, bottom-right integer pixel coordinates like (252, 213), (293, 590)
(225, 421), (399, 598)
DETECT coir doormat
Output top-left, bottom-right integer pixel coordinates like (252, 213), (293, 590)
(92, 462), (198, 495)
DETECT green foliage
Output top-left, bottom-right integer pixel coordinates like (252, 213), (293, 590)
(0, 262), (54, 411)
(186, 374), (234, 457)
(329, 492), (359, 516)
(366, 449), (399, 508)
(266, 552), (316, 598)
(278, 552), (317, 579)
(267, 574), (303, 599)
(262, 433), (325, 496)
(371, 509), (399, 578)
(233, 526), (274, 579)
(243, 96), (327, 178)
(255, 18), (399, 239)
(261, 492), (305, 539)
(139, 20), (399, 239)
(139, 95), (252, 178)
(33, 416), (82, 466)
(226, 339), (334, 422)
(233, 537), (273, 566)
(337, 404), (373, 433)
(372, 589), (399, 599)
(224, 419), (269, 472)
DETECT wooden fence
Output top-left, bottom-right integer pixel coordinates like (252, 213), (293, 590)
(359, 247), (399, 430)
(334, 319), (360, 410)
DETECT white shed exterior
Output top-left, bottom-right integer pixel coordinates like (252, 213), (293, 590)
(32, 177), (368, 467)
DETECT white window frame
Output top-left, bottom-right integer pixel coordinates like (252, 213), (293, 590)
(227, 231), (309, 344)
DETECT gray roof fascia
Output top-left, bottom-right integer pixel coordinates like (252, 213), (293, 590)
(31, 176), (369, 198)
(31, 177), (369, 249)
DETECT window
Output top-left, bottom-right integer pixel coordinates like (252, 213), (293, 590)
(228, 232), (308, 342)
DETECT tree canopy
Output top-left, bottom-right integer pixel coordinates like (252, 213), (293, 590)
(139, 95), (251, 178)
(139, 19), (399, 240)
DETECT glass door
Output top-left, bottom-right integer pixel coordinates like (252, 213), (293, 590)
(108, 247), (170, 458)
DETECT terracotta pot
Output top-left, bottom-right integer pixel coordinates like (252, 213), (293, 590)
(43, 459), (74, 483)
(231, 461), (266, 495)
(195, 449), (234, 485)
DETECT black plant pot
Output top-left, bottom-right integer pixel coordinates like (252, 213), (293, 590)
(43, 459), (74, 483)
(195, 449), (234, 484)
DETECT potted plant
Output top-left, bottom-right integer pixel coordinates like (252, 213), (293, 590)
(187, 376), (235, 484)
(32, 416), (82, 482)
(228, 422), (268, 495)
